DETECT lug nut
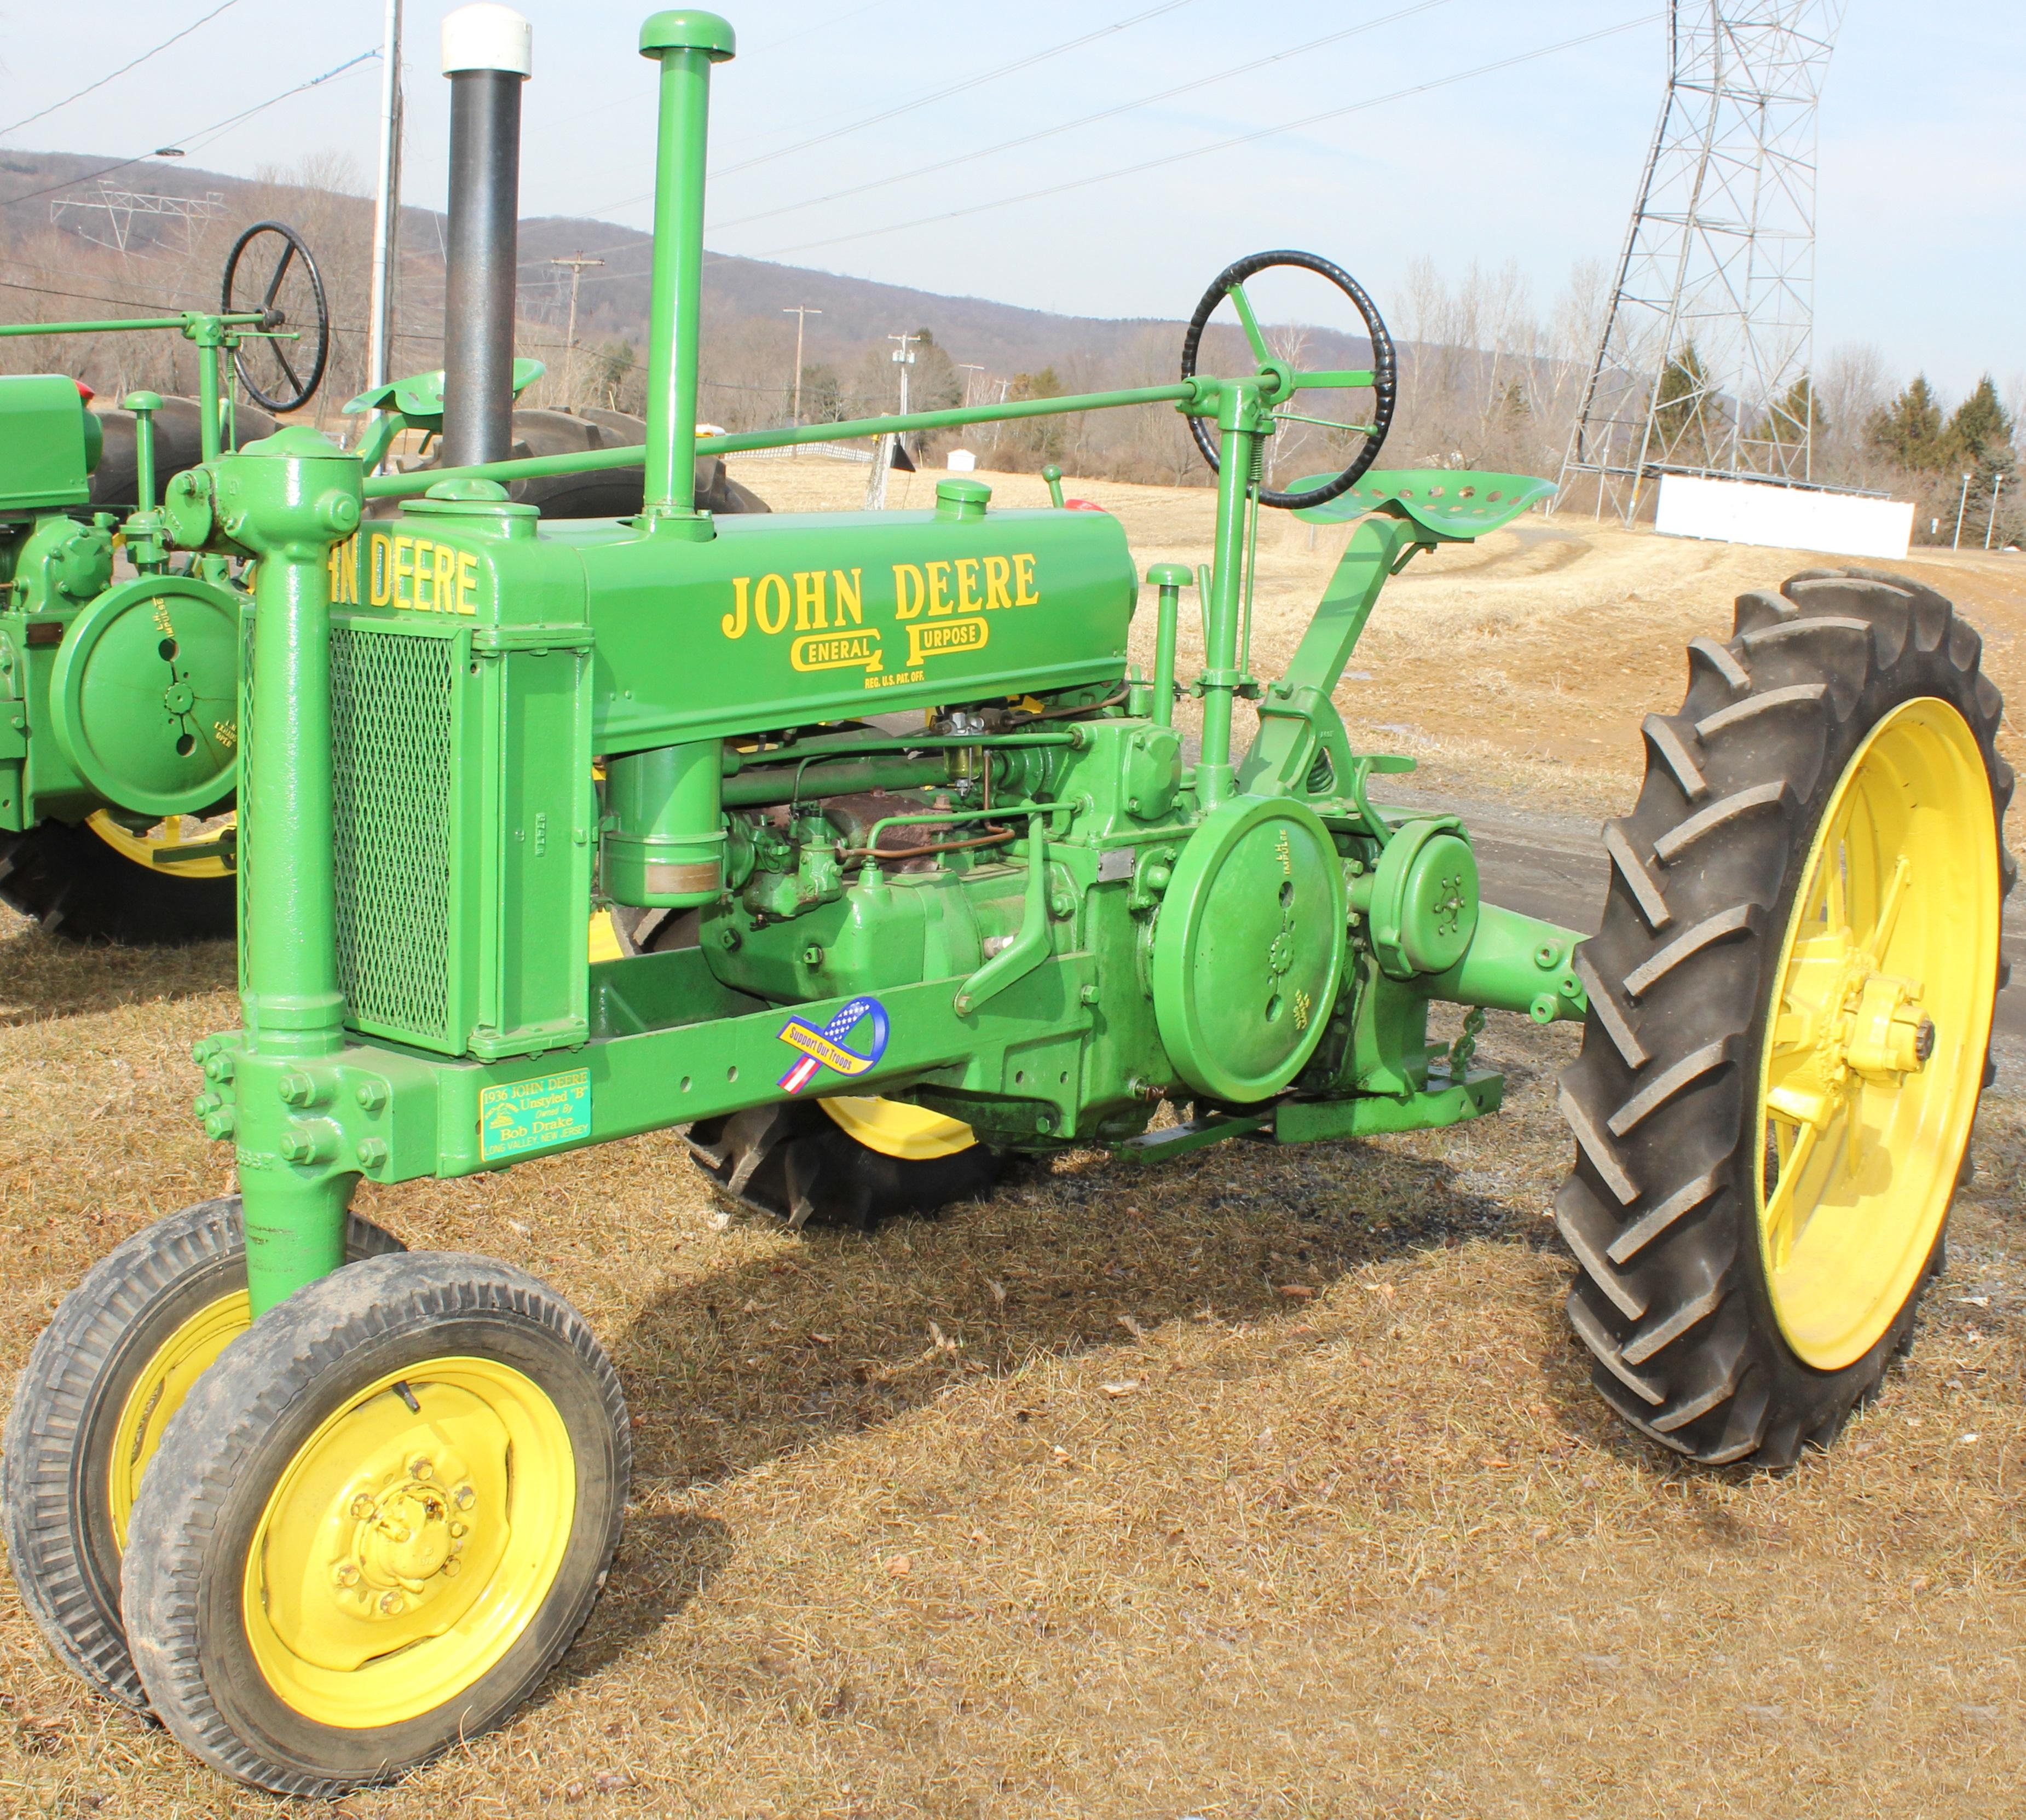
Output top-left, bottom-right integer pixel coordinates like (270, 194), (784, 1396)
(350, 1495), (378, 1521)
(410, 1457), (433, 1480)
(453, 1484), (476, 1510)
(333, 1562), (360, 1586)
(442, 1558), (461, 1578)
(379, 1591), (403, 1615)
(449, 1521), (468, 1538)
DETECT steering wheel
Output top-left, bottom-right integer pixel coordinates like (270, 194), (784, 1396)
(1179, 249), (1396, 512)
(221, 221), (331, 414)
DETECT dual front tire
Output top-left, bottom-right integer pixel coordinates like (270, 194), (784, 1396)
(3, 1207), (626, 1795)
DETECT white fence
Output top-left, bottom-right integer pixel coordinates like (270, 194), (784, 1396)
(1655, 473), (1914, 561)
(724, 442), (874, 465)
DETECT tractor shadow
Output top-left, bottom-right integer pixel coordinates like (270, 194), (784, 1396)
(573, 1128), (1543, 1681)
(0, 922), (234, 1027)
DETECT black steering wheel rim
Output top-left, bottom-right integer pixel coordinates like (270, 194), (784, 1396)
(1179, 248), (1396, 511)
(221, 219), (330, 414)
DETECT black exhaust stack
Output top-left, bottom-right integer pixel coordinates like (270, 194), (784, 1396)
(440, 4), (531, 469)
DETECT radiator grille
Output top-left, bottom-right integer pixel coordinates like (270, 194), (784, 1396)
(330, 626), (456, 1047)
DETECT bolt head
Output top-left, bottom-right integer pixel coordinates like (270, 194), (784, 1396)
(350, 1495), (378, 1520)
(449, 1520), (468, 1539)
(333, 1562), (360, 1586)
(1914, 1016), (1937, 1065)
(453, 1484), (476, 1509)
(379, 1591), (403, 1615)
(442, 1558), (461, 1578)
(409, 1457), (433, 1480)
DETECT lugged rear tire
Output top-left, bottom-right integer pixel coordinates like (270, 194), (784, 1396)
(1557, 569), (2015, 1468)
(686, 1099), (1002, 1230)
(0, 819), (234, 944)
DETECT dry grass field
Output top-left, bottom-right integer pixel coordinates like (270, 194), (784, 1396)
(2, 464), (2023, 1817)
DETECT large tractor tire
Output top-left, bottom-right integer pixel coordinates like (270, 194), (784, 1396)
(1558, 569), (2014, 1467)
(0, 815), (235, 943)
(686, 1097), (1002, 1230)
(2, 1199), (403, 1708)
(122, 1252), (627, 1795)
(90, 397), (279, 515)
(498, 408), (770, 521)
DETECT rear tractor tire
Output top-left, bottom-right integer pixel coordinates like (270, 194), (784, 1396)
(686, 1097), (1002, 1230)
(1558, 569), (2014, 1468)
(0, 815), (235, 945)
(1, 1198), (402, 1708)
(121, 1252), (628, 1796)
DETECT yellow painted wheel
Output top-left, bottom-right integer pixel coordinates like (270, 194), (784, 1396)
(1757, 698), (2000, 1368)
(0, 813), (235, 943)
(108, 1290), (250, 1550)
(86, 808), (236, 880)
(0, 1199), (400, 1709)
(244, 1357), (575, 1729)
(121, 1252), (627, 1796)
(818, 1095), (977, 1160)
(1559, 570), (2013, 1468)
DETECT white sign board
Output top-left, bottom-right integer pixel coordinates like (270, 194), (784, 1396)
(1655, 473), (1914, 561)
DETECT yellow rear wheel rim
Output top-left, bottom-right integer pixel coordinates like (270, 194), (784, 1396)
(243, 1357), (576, 1729)
(85, 810), (235, 880)
(819, 1095), (977, 1160)
(1757, 697), (1999, 1370)
(108, 1291), (250, 1551)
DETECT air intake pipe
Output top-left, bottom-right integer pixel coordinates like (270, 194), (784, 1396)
(440, 3), (531, 469)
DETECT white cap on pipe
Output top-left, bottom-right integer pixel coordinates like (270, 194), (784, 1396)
(442, 3), (532, 77)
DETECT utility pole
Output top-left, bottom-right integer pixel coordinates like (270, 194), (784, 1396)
(366, 0), (404, 398)
(865, 330), (917, 510)
(957, 361), (984, 407)
(1953, 471), (1972, 551)
(1987, 472), (2008, 551)
(988, 375), (1011, 449)
(782, 303), (822, 424)
(549, 253), (604, 408)
(888, 330), (919, 415)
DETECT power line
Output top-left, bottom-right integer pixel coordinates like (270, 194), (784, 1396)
(753, 14), (1664, 261)
(716, 0), (1199, 177)
(708, 0), (1461, 236)
(534, 0), (1200, 224)
(0, 48), (380, 212)
(0, 0), (245, 140)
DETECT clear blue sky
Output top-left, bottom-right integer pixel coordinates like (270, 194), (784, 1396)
(4, 1), (2018, 395)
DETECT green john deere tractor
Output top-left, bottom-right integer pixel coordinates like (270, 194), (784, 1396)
(1, 4), (2011, 1798)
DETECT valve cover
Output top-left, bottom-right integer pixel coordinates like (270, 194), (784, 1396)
(1150, 795), (1347, 1102)
(48, 574), (240, 818)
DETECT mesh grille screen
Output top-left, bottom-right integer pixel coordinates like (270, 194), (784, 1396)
(330, 627), (455, 1045)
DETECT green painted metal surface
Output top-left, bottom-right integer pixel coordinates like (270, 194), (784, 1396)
(149, 9), (1596, 1321)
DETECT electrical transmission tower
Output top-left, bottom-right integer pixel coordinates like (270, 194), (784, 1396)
(1560, 1), (1846, 522)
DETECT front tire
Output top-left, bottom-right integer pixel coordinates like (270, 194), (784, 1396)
(1557, 570), (2015, 1467)
(1, 1199), (402, 1708)
(122, 1252), (627, 1795)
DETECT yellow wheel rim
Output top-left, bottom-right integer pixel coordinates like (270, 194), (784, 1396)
(243, 1357), (576, 1729)
(108, 1290), (251, 1551)
(86, 810), (235, 880)
(819, 1095), (977, 1160)
(1757, 698), (1999, 1370)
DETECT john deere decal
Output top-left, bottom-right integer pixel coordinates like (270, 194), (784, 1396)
(776, 996), (890, 1094)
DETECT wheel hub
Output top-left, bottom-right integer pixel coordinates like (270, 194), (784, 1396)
(328, 1450), (480, 1620)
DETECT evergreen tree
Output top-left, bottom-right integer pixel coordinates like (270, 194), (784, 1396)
(1652, 342), (1721, 465)
(1753, 374), (1823, 456)
(1947, 374), (2017, 540)
(1865, 374), (1946, 471)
